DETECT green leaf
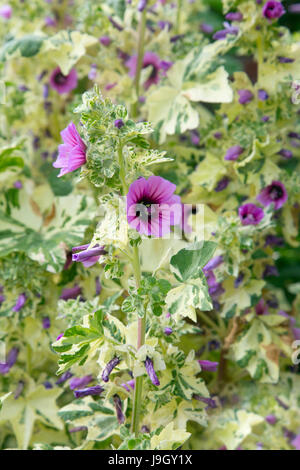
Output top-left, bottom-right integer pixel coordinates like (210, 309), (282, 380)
(170, 241), (217, 282)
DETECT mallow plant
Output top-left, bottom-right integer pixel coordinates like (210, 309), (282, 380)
(0, 0), (300, 451)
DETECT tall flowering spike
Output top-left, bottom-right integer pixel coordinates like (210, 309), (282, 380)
(12, 293), (26, 312)
(145, 356), (160, 386)
(53, 122), (86, 177)
(238, 203), (264, 225)
(113, 394), (125, 424)
(257, 181), (288, 210)
(49, 67), (78, 94)
(224, 145), (244, 161)
(126, 51), (165, 90)
(69, 375), (94, 390)
(102, 357), (120, 382)
(198, 360), (219, 372)
(127, 176), (181, 238)
(72, 244), (106, 268)
(262, 1), (285, 20)
(74, 385), (104, 398)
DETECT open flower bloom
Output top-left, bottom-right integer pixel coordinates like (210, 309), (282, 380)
(49, 67), (78, 94)
(53, 122), (86, 177)
(72, 244), (106, 268)
(262, 1), (285, 20)
(126, 51), (169, 90)
(239, 203), (264, 225)
(127, 176), (181, 237)
(257, 181), (288, 210)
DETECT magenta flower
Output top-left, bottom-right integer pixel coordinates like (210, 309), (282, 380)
(262, 1), (285, 20)
(239, 203), (264, 225)
(126, 51), (167, 90)
(69, 375), (93, 390)
(198, 360), (219, 372)
(99, 35), (111, 46)
(72, 244), (105, 268)
(238, 89), (254, 105)
(265, 414), (277, 425)
(12, 293), (26, 312)
(49, 67), (78, 94)
(102, 357), (120, 382)
(145, 357), (160, 386)
(74, 385), (104, 398)
(127, 176), (181, 237)
(53, 122), (86, 177)
(164, 327), (173, 336)
(0, 4), (12, 19)
(257, 181), (288, 210)
(255, 299), (269, 315)
(224, 145), (244, 161)
(258, 89), (269, 101)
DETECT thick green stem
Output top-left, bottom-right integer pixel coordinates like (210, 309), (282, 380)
(131, 8), (147, 117)
(131, 245), (146, 436)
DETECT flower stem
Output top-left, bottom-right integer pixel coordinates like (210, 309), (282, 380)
(117, 142), (128, 195)
(131, 245), (146, 436)
(175, 0), (183, 35)
(131, 8), (147, 117)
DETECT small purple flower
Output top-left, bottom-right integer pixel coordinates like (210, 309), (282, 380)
(214, 176), (230, 192)
(164, 327), (173, 336)
(257, 180), (288, 210)
(53, 122), (86, 177)
(74, 385), (104, 398)
(213, 23), (239, 40)
(293, 328), (300, 340)
(198, 360), (219, 372)
(278, 149), (293, 159)
(255, 299), (269, 315)
(102, 357), (120, 382)
(214, 132), (223, 139)
(49, 67), (78, 94)
(12, 293), (26, 312)
(234, 272), (244, 288)
(277, 56), (294, 63)
(145, 357), (160, 386)
(262, 1), (285, 20)
(88, 64), (97, 80)
(113, 394), (125, 424)
(126, 51), (165, 90)
(105, 82), (117, 91)
(201, 23), (214, 34)
(291, 435), (300, 450)
(45, 16), (56, 27)
(190, 129), (200, 146)
(138, 0), (147, 11)
(127, 176), (181, 238)
(239, 203), (264, 225)
(42, 316), (51, 329)
(238, 89), (254, 105)
(60, 285), (82, 300)
(203, 256), (224, 272)
(13, 180), (22, 189)
(56, 333), (64, 341)
(43, 381), (53, 389)
(288, 132), (300, 140)
(0, 4), (12, 19)
(265, 414), (277, 425)
(265, 234), (284, 247)
(261, 116), (270, 122)
(263, 265), (279, 278)
(289, 4), (300, 13)
(114, 119), (125, 129)
(0, 347), (19, 375)
(121, 379), (135, 392)
(225, 12), (243, 21)
(258, 89), (269, 101)
(69, 375), (93, 390)
(72, 244), (106, 268)
(224, 145), (244, 161)
(194, 395), (218, 408)
(99, 35), (111, 46)
(56, 370), (73, 385)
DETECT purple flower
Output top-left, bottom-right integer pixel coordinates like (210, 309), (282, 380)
(205, 270), (217, 288)
(88, 64), (97, 80)
(278, 149), (293, 159)
(277, 56), (294, 63)
(99, 35), (111, 46)
(213, 23), (239, 40)
(164, 327), (173, 336)
(225, 12), (243, 21)
(201, 23), (214, 34)
(293, 328), (300, 340)
(265, 234), (284, 247)
(53, 122), (86, 177)
(257, 180), (288, 210)
(69, 375), (93, 390)
(72, 244), (106, 268)
(214, 176), (230, 192)
(265, 414), (277, 425)
(121, 379), (135, 392)
(234, 272), (244, 288)
(12, 293), (26, 312)
(291, 435), (300, 450)
(145, 357), (160, 386)
(45, 16), (56, 27)
(258, 89), (269, 101)
(114, 119), (124, 129)
(102, 357), (120, 382)
(214, 132), (223, 139)
(262, 1), (285, 20)
(138, 0), (147, 11)
(127, 176), (181, 238)
(263, 265), (279, 278)
(238, 89), (254, 105)
(288, 132), (300, 140)
(126, 51), (165, 90)
(278, 310), (296, 327)
(224, 145), (244, 161)
(203, 256), (224, 272)
(43, 381), (53, 389)
(255, 299), (269, 315)
(49, 67), (78, 94)
(113, 394), (125, 424)
(56, 370), (73, 385)
(60, 285), (82, 300)
(261, 115), (270, 122)
(74, 385), (104, 398)
(42, 316), (51, 329)
(0, 4), (12, 19)
(14, 180), (22, 189)
(0, 347), (19, 375)
(194, 395), (218, 408)
(239, 203), (264, 225)
(56, 333), (64, 341)
(198, 360), (219, 372)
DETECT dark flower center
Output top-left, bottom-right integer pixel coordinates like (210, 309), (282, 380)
(269, 185), (283, 200)
(54, 72), (68, 85)
(135, 198), (158, 220)
(144, 63), (158, 80)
